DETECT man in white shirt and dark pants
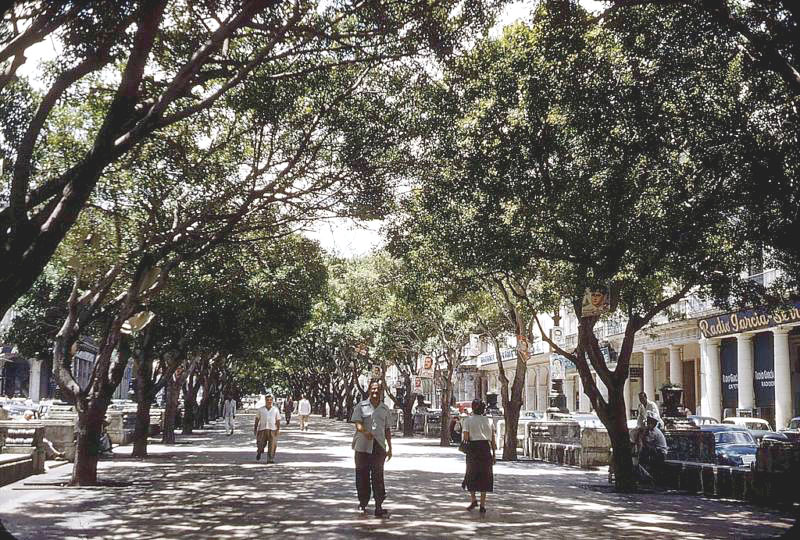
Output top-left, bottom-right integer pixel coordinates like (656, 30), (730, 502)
(298, 395), (312, 431)
(351, 380), (393, 517)
(254, 395), (281, 463)
(222, 395), (236, 436)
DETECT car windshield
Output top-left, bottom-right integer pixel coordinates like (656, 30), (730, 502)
(745, 422), (768, 430)
(716, 431), (755, 445)
(790, 420), (800, 430)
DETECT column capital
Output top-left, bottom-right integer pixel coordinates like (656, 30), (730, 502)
(699, 336), (720, 346)
(736, 332), (754, 342)
(669, 344), (683, 352)
(772, 326), (792, 336)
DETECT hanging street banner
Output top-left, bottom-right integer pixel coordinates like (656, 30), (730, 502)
(413, 376), (424, 394)
(581, 287), (610, 317)
(371, 365), (382, 379)
(699, 301), (800, 339)
(418, 355), (434, 379)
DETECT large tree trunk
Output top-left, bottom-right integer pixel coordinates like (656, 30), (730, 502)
(606, 392), (635, 493)
(162, 376), (180, 444)
(132, 398), (153, 458)
(439, 374), (452, 447)
(131, 354), (154, 458)
(182, 390), (196, 434)
(72, 402), (106, 486)
(503, 398), (523, 460)
(576, 317), (636, 492)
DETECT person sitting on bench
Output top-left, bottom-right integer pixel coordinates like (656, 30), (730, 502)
(638, 411), (667, 484)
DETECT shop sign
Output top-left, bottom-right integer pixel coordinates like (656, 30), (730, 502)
(699, 301), (800, 338)
(629, 366), (643, 378)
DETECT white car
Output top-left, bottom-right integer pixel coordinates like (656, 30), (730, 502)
(722, 417), (773, 442)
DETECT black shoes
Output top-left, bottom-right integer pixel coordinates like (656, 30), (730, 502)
(374, 508), (389, 518)
(479, 506), (486, 514)
(256, 451), (262, 461)
(466, 501), (478, 511)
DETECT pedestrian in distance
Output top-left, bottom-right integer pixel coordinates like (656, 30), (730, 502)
(298, 395), (312, 431)
(462, 398), (496, 514)
(351, 379), (393, 517)
(284, 396), (294, 425)
(222, 395), (236, 435)
(254, 395), (281, 464)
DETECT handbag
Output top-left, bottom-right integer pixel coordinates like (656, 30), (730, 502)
(458, 439), (469, 454)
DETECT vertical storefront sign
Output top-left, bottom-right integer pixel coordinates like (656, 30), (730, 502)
(720, 338), (738, 410)
(754, 332), (775, 408)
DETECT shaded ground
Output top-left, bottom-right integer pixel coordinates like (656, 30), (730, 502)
(0, 416), (793, 539)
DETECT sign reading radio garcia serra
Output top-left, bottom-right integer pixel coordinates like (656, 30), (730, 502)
(698, 301), (800, 338)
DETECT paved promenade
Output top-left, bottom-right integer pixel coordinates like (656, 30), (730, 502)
(0, 416), (794, 539)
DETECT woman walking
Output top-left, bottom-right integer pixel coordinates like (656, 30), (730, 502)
(462, 399), (496, 513)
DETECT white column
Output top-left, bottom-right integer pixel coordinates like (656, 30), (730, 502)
(669, 345), (684, 387)
(700, 338), (722, 420)
(623, 375), (632, 420)
(27, 358), (42, 403)
(737, 333), (755, 411)
(643, 349), (656, 401)
(773, 327), (792, 431)
(564, 377), (575, 412)
(578, 376), (591, 412)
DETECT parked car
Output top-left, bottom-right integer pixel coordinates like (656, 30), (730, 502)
(778, 416), (800, 443)
(702, 425), (757, 468)
(761, 431), (791, 444)
(688, 415), (720, 427)
(722, 417), (773, 442)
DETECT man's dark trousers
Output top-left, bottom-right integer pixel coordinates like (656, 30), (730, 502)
(355, 439), (386, 508)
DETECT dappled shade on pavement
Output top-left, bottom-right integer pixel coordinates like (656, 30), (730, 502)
(0, 417), (793, 539)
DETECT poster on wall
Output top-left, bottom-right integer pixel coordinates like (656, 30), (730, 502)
(720, 339), (738, 409)
(754, 332), (775, 407)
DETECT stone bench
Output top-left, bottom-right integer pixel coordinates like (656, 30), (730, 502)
(662, 460), (754, 500)
(526, 420), (611, 468)
(0, 424), (46, 486)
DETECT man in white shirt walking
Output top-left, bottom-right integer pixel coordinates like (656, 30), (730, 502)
(298, 395), (312, 431)
(254, 395), (281, 463)
(351, 380), (393, 517)
(222, 395), (237, 436)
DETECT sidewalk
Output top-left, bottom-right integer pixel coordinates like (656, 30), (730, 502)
(0, 416), (793, 539)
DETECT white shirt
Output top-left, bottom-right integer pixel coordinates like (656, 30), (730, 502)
(222, 399), (236, 418)
(463, 415), (493, 441)
(637, 400), (664, 429)
(255, 406), (281, 431)
(298, 399), (311, 415)
(350, 398), (391, 453)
